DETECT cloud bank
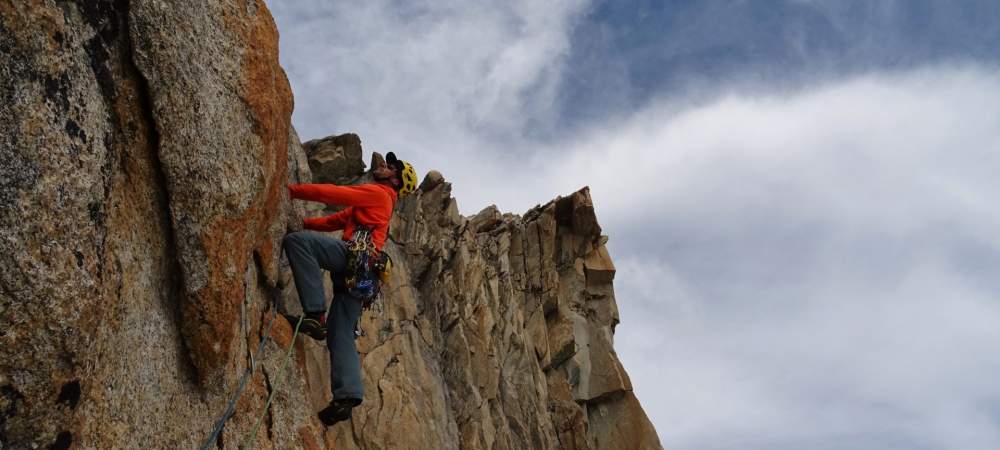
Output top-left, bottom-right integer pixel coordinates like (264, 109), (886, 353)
(596, 68), (1000, 450)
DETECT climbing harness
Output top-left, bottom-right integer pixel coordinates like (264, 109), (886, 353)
(343, 224), (392, 339)
(344, 224), (392, 311)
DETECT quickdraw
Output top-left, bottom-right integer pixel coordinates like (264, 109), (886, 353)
(344, 225), (392, 311)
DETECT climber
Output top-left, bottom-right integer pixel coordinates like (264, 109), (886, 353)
(282, 151), (418, 426)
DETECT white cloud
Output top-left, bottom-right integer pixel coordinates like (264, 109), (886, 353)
(523, 67), (1000, 223)
(600, 68), (1000, 449)
(616, 253), (1000, 449)
(268, 0), (589, 175)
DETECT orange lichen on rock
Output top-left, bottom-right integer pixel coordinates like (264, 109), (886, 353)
(298, 425), (324, 450)
(168, 0), (294, 389)
(269, 316), (294, 349)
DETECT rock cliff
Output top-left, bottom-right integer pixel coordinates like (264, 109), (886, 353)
(0, 2), (661, 449)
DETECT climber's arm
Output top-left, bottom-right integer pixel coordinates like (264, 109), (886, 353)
(288, 183), (390, 208)
(303, 208), (352, 232)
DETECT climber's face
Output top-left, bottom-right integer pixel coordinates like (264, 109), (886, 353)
(373, 164), (400, 186)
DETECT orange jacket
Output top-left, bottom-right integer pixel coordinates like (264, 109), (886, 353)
(288, 183), (397, 250)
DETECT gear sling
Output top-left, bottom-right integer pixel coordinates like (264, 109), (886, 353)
(342, 224), (392, 336)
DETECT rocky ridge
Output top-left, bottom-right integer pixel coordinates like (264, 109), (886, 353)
(0, 1), (661, 449)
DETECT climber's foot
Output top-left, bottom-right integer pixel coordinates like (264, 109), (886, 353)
(283, 313), (326, 341)
(318, 398), (360, 426)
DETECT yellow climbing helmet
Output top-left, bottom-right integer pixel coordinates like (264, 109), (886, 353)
(386, 152), (418, 198)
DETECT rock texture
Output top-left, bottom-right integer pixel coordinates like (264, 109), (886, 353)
(1, 1), (308, 447)
(363, 177), (661, 450)
(0, 2), (660, 449)
(303, 133), (367, 187)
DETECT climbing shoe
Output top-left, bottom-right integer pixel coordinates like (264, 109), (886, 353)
(283, 312), (326, 341)
(318, 398), (360, 426)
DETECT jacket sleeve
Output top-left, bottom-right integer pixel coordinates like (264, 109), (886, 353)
(288, 183), (391, 208)
(303, 207), (352, 232)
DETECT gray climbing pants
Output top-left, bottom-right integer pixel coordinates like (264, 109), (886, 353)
(282, 231), (364, 403)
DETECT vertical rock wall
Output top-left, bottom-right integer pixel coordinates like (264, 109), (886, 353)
(127, 0), (293, 389)
(1, 2), (661, 449)
(0, 1), (320, 448)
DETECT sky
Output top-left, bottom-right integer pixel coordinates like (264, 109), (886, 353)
(264, 1), (1000, 448)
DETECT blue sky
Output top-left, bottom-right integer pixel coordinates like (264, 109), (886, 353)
(265, 1), (1000, 448)
(558, 0), (1000, 131)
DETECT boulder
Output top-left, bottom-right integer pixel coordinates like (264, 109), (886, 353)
(302, 133), (366, 185)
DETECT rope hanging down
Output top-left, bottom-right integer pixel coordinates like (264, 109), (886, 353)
(242, 316), (304, 449)
(198, 250), (307, 450)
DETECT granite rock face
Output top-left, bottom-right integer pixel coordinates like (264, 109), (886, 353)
(0, 2), (660, 449)
(1, 1), (309, 448)
(127, 0), (295, 390)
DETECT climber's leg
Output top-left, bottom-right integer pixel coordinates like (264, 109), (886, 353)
(282, 231), (349, 314)
(327, 289), (364, 403)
